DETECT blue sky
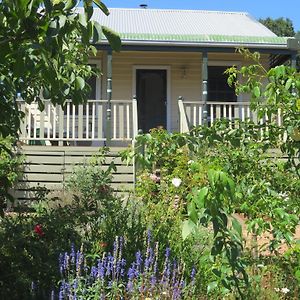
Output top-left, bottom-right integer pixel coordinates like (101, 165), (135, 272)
(101, 0), (300, 32)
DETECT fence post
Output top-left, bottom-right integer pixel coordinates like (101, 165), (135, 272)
(178, 96), (189, 133)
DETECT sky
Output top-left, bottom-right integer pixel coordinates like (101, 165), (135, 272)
(101, 0), (300, 32)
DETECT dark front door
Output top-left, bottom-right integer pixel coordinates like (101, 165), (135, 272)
(136, 69), (167, 133)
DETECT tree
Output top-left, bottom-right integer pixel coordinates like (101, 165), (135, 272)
(0, 0), (121, 138)
(259, 17), (295, 37)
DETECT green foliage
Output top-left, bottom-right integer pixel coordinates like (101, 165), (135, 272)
(0, 150), (143, 299)
(0, 0), (121, 138)
(226, 48), (300, 177)
(259, 17), (295, 37)
(0, 137), (23, 216)
(185, 170), (249, 297)
(66, 148), (116, 210)
(126, 118), (300, 298)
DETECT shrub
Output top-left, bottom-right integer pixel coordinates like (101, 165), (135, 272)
(0, 137), (23, 215)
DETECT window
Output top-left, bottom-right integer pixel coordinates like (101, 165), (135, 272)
(207, 66), (237, 102)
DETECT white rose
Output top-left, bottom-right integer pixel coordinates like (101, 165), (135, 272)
(172, 178), (182, 187)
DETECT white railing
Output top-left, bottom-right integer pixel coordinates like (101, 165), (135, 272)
(19, 99), (137, 145)
(179, 99), (282, 132)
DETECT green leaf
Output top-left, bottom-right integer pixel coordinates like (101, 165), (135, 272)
(102, 26), (122, 52)
(182, 219), (196, 240)
(42, 87), (51, 99)
(93, 0), (110, 16)
(78, 13), (87, 27)
(295, 270), (300, 282)
(285, 78), (293, 90)
(187, 202), (198, 224)
(211, 237), (224, 256)
(232, 217), (242, 238)
(75, 76), (85, 90)
(253, 86), (260, 98)
(92, 21), (102, 43)
(194, 187), (208, 209)
(207, 281), (218, 294)
(65, 0), (77, 10)
(58, 15), (67, 28)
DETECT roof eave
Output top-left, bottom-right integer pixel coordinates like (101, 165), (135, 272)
(96, 39), (288, 50)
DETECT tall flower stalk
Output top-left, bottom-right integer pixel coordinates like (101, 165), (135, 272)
(56, 234), (197, 299)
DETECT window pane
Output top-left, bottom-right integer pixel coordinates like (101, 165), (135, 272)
(208, 66), (236, 102)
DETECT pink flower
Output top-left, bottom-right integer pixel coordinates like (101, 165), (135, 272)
(150, 173), (160, 183)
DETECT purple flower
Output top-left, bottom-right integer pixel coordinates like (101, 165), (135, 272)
(165, 247), (171, 259)
(75, 250), (84, 275)
(70, 243), (75, 265)
(190, 266), (196, 285)
(127, 280), (134, 293)
(127, 266), (135, 280)
(150, 274), (157, 289)
(97, 260), (105, 280)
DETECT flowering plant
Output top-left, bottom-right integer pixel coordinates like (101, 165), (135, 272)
(57, 233), (197, 299)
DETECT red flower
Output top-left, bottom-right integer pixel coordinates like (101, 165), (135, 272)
(34, 224), (45, 237)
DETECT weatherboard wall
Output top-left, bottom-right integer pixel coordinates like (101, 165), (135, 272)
(97, 51), (269, 132)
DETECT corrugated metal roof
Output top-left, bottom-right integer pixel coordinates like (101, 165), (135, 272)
(76, 7), (287, 47)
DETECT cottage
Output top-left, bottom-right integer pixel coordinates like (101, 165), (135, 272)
(15, 7), (299, 201)
(19, 7), (299, 146)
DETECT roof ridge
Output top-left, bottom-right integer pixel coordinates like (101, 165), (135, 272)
(100, 7), (248, 15)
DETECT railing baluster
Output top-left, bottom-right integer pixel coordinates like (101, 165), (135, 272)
(193, 104), (197, 126)
(241, 105), (245, 121)
(113, 103), (117, 139)
(247, 106), (251, 119)
(210, 105), (214, 125)
(47, 103), (51, 139)
(40, 107), (45, 140)
(33, 104), (37, 139)
(132, 96), (138, 138)
(78, 105), (83, 139)
(119, 103), (124, 139)
(216, 105), (221, 120)
(58, 106), (64, 146)
(86, 103), (89, 139)
(52, 106), (56, 139)
(199, 105), (202, 126)
(92, 102), (95, 139)
(98, 103), (103, 139)
(126, 104), (130, 139)
(72, 104), (76, 138)
(66, 102), (70, 139)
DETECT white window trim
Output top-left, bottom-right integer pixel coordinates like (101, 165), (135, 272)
(88, 59), (101, 100)
(132, 65), (171, 131)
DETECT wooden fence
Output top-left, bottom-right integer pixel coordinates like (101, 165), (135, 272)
(12, 146), (134, 204)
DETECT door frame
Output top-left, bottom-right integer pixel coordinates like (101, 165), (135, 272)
(132, 65), (171, 131)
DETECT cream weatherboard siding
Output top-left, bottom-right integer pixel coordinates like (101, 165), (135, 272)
(97, 51), (270, 132)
